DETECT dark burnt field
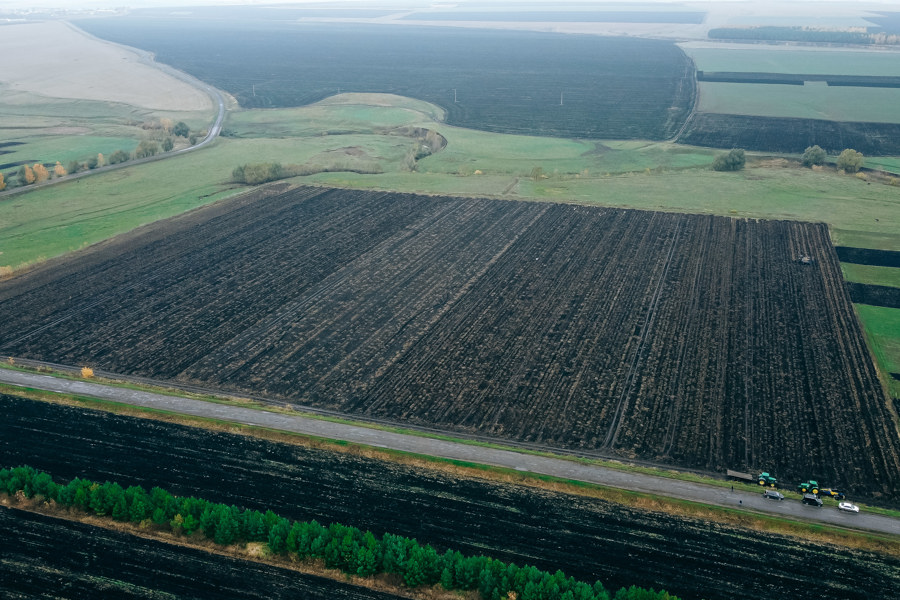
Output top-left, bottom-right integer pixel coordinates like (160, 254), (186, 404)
(74, 18), (694, 140)
(0, 187), (896, 497)
(678, 113), (900, 155)
(2, 396), (899, 600)
(0, 506), (406, 600)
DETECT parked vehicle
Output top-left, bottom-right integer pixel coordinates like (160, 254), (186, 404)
(762, 489), (784, 501)
(838, 502), (859, 513)
(802, 493), (823, 507)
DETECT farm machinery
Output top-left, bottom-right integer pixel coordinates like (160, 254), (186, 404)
(817, 488), (846, 500)
(797, 480), (820, 495)
(756, 472), (777, 487)
(726, 470), (778, 487)
(797, 480), (846, 500)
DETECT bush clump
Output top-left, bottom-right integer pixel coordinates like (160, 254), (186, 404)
(232, 162), (285, 185)
(801, 145), (826, 167)
(712, 148), (745, 171)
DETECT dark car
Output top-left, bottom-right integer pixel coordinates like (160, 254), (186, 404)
(762, 490), (785, 501)
(802, 493), (823, 507)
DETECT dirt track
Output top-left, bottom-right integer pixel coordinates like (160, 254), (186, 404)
(1, 367), (897, 538)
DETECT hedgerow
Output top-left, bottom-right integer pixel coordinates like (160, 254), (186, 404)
(0, 465), (679, 600)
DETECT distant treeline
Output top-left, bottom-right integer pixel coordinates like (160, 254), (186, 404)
(697, 71), (900, 88)
(0, 465), (680, 600)
(708, 26), (900, 45)
(400, 11), (707, 24)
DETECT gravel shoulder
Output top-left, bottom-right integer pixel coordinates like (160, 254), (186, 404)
(1, 368), (897, 538)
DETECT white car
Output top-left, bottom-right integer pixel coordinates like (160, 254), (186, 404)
(838, 502), (859, 513)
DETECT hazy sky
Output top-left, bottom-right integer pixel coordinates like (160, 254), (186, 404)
(7, 0), (900, 8)
(4, 0), (898, 15)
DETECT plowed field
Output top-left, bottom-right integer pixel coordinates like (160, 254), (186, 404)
(0, 506), (406, 600)
(0, 187), (897, 497)
(3, 396), (900, 600)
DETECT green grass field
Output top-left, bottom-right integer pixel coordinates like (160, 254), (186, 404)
(855, 304), (900, 397)
(842, 264), (900, 288)
(697, 81), (900, 123)
(684, 45), (900, 126)
(0, 90), (214, 174)
(866, 157), (900, 174)
(682, 46), (900, 77)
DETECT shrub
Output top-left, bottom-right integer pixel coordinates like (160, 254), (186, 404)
(801, 145), (826, 167)
(232, 162), (285, 185)
(836, 148), (864, 173)
(712, 148), (745, 172)
(108, 150), (130, 164)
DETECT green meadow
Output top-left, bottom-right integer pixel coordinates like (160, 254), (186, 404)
(0, 88), (214, 171)
(855, 304), (900, 397)
(682, 46), (900, 77)
(697, 81), (900, 123)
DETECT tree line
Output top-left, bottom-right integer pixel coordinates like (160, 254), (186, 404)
(708, 26), (900, 46)
(5, 121), (195, 189)
(0, 465), (679, 600)
(711, 146), (865, 173)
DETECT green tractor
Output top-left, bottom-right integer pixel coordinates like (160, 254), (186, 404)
(798, 480), (820, 495)
(757, 472), (778, 487)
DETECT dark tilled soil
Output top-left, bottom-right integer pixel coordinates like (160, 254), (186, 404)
(835, 246), (900, 268)
(846, 281), (900, 309)
(3, 395), (899, 600)
(0, 506), (406, 600)
(678, 113), (900, 155)
(0, 187), (896, 497)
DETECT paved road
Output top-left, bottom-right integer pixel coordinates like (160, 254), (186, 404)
(0, 23), (227, 200)
(1, 369), (898, 538)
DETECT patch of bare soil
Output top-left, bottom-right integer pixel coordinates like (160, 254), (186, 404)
(0, 21), (211, 111)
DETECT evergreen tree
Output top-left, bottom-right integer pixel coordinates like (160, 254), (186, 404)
(214, 506), (238, 545)
(268, 518), (291, 554)
(357, 546), (379, 578)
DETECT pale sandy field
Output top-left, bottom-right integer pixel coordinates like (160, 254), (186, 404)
(0, 20), (211, 111)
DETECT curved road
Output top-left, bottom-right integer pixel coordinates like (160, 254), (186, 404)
(0, 23), (227, 199)
(0, 368), (897, 538)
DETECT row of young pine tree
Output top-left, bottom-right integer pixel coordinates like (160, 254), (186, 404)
(0, 465), (679, 600)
